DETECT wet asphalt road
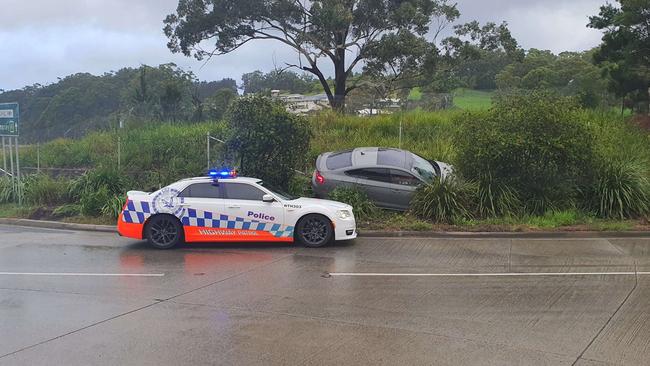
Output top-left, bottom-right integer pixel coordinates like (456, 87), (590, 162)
(1, 225), (650, 365)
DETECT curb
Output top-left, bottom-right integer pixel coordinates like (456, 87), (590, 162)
(1, 218), (650, 239)
(0, 218), (115, 233)
(359, 230), (650, 239)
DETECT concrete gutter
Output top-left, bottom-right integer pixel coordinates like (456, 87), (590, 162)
(0, 218), (114, 233)
(1, 218), (650, 238)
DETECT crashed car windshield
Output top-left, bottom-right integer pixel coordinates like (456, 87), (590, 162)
(411, 154), (438, 184)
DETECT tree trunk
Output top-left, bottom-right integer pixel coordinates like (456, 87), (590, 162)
(331, 40), (347, 113)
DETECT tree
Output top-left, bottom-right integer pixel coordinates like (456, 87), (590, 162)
(225, 95), (310, 189)
(163, 0), (458, 112)
(241, 69), (317, 94)
(589, 0), (650, 114)
(438, 21), (524, 91)
(205, 88), (238, 120)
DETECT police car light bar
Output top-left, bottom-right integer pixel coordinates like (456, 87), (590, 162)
(208, 168), (237, 179)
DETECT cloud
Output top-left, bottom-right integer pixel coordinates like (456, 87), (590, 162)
(0, 0), (608, 91)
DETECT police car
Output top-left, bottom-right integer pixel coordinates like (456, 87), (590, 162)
(117, 169), (357, 249)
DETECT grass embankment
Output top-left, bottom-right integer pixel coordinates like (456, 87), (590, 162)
(1, 105), (649, 231)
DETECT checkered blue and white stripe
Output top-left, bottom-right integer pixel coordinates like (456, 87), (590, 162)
(122, 202), (294, 238)
(121, 200), (152, 224)
(181, 208), (294, 238)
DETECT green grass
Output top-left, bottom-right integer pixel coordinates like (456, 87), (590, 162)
(453, 88), (494, 110)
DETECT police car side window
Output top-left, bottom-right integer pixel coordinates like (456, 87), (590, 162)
(179, 183), (222, 198)
(221, 183), (266, 201)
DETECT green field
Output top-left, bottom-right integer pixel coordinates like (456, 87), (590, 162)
(452, 89), (494, 110)
(407, 88), (493, 110)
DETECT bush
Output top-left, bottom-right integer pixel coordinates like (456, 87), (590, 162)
(585, 159), (650, 219)
(52, 204), (82, 218)
(80, 186), (111, 217)
(226, 95), (311, 190)
(69, 167), (127, 200)
(410, 177), (476, 224)
(455, 91), (596, 214)
(475, 174), (521, 218)
(23, 174), (69, 206)
(102, 195), (127, 219)
(328, 187), (378, 221)
(0, 177), (14, 204)
(287, 174), (313, 198)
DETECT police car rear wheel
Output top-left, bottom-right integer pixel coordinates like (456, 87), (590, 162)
(146, 215), (183, 249)
(296, 214), (333, 248)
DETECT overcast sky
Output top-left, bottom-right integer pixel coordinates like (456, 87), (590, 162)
(0, 0), (608, 91)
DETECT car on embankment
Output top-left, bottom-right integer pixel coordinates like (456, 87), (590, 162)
(312, 147), (453, 210)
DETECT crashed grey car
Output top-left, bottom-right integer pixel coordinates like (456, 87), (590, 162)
(312, 147), (453, 211)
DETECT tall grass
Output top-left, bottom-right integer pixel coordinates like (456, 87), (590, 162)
(310, 110), (462, 165)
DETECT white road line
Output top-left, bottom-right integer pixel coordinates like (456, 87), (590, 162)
(328, 272), (650, 277)
(0, 272), (165, 277)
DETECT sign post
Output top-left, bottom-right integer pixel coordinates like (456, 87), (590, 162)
(0, 102), (21, 205)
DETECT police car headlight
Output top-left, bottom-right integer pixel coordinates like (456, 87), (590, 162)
(337, 210), (352, 219)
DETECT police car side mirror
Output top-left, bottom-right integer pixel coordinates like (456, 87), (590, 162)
(262, 194), (275, 203)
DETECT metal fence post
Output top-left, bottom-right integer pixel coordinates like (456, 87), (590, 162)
(15, 136), (21, 205)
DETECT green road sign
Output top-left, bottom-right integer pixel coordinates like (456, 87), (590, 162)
(0, 102), (19, 136)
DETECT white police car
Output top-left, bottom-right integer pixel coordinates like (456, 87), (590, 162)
(117, 169), (357, 249)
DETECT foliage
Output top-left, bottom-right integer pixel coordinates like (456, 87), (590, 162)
(475, 175), (521, 218)
(80, 186), (111, 217)
(584, 159), (650, 219)
(0, 64), (237, 141)
(68, 167), (128, 201)
(410, 177), (476, 224)
(525, 210), (580, 228)
(205, 89), (237, 121)
(52, 204), (82, 218)
(495, 49), (612, 108)
(328, 187), (378, 221)
(22, 175), (69, 206)
(455, 92), (597, 214)
(242, 70), (318, 95)
(0, 177), (14, 204)
(102, 195), (127, 219)
(226, 95), (311, 190)
(439, 21), (524, 90)
(589, 0), (650, 113)
(287, 174), (313, 198)
(164, 0), (460, 111)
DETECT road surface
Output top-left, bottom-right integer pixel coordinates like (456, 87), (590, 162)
(1, 225), (650, 365)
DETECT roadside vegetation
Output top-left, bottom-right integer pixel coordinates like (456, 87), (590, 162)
(1, 92), (648, 231)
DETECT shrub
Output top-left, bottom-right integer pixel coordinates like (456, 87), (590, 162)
(287, 174), (313, 198)
(226, 95), (311, 190)
(69, 167), (127, 200)
(455, 91), (596, 214)
(23, 174), (69, 206)
(328, 187), (378, 221)
(475, 174), (521, 218)
(102, 195), (127, 219)
(410, 177), (476, 224)
(0, 177), (14, 204)
(585, 159), (650, 219)
(52, 204), (82, 218)
(80, 186), (111, 217)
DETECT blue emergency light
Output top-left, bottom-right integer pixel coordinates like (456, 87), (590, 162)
(208, 167), (237, 179)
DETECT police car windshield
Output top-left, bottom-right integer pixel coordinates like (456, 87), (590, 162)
(258, 181), (297, 201)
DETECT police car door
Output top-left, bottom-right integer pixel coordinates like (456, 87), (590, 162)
(219, 182), (287, 240)
(177, 182), (226, 238)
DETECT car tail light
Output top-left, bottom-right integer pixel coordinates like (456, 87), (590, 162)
(315, 171), (325, 185)
(122, 199), (130, 211)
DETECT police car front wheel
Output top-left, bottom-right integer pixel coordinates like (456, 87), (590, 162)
(296, 214), (333, 248)
(145, 215), (183, 249)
